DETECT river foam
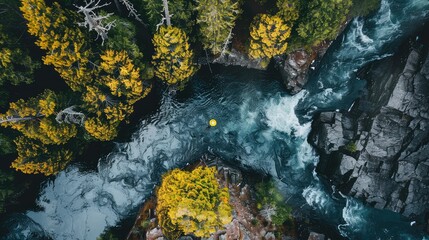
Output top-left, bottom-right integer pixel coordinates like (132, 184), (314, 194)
(3, 0), (429, 239)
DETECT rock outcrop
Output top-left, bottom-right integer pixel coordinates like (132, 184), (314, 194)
(277, 50), (316, 95)
(309, 36), (429, 220)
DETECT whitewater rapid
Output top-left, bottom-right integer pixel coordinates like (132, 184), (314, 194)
(3, 0), (429, 239)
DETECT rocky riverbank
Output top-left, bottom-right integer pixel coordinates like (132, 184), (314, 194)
(308, 26), (429, 228)
(126, 156), (299, 240)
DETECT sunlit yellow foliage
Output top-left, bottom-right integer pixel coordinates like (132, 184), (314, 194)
(20, 0), (91, 91)
(104, 103), (134, 122)
(0, 48), (11, 67)
(84, 117), (118, 141)
(99, 50), (148, 104)
(152, 26), (196, 85)
(248, 14), (291, 59)
(156, 166), (232, 238)
(11, 136), (73, 176)
(0, 90), (77, 145)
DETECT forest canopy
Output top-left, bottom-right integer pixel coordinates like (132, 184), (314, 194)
(0, 0), (380, 178)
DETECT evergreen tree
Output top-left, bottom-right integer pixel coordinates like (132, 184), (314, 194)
(12, 136), (74, 175)
(140, 0), (196, 35)
(156, 166), (232, 238)
(0, 90), (78, 145)
(20, 0), (152, 143)
(297, 0), (352, 46)
(0, 169), (29, 213)
(20, 0), (92, 91)
(0, 24), (40, 86)
(276, 0), (300, 25)
(195, 0), (239, 55)
(248, 14), (291, 59)
(0, 90), (78, 175)
(152, 26), (197, 85)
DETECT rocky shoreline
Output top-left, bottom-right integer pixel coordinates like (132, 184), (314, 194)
(308, 26), (429, 230)
(126, 156), (299, 240)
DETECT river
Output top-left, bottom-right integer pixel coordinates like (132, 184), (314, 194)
(2, 0), (429, 239)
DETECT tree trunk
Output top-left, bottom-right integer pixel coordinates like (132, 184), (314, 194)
(162, 0), (171, 26)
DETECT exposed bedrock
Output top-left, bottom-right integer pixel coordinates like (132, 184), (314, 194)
(276, 44), (330, 95)
(309, 33), (429, 220)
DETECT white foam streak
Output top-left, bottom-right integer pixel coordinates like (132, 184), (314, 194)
(265, 91), (308, 137)
(338, 198), (367, 237)
(302, 185), (331, 214)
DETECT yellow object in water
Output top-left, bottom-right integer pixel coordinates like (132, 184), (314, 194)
(209, 119), (217, 127)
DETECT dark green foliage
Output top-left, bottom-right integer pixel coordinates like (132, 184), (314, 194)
(276, 0), (300, 25)
(0, 131), (15, 155)
(0, 1), (40, 86)
(297, 0), (352, 47)
(104, 15), (153, 79)
(344, 141), (358, 153)
(139, 0), (196, 35)
(255, 180), (292, 226)
(0, 170), (15, 213)
(96, 228), (120, 240)
(0, 169), (29, 213)
(104, 15), (142, 60)
(350, 0), (381, 17)
(0, 23), (39, 86)
(195, 0), (239, 55)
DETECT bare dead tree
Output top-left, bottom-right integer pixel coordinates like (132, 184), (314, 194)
(55, 106), (85, 125)
(0, 114), (43, 124)
(116, 0), (145, 24)
(75, 0), (116, 45)
(156, 0), (173, 30)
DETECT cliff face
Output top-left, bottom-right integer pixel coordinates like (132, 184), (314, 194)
(309, 35), (429, 219)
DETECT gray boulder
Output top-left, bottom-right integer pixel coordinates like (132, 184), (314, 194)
(309, 41), (429, 220)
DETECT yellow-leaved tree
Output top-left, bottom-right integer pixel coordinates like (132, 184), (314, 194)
(152, 0), (196, 86)
(5, 0), (153, 176)
(0, 90), (77, 145)
(0, 90), (77, 175)
(156, 166), (232, 238)
(20, 0), (152, 142)
(20, 0), (91, 91)
(248, 14), (291, 60)
(152, 26), (196, 85)
(11, 136), (73, 175)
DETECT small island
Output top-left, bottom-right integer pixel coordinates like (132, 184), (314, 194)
(126, 156), (295, 240)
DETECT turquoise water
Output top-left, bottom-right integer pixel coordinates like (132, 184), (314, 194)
(2, 0), (429, 239)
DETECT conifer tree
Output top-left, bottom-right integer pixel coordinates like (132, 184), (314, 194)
(0, 24), (40, 86)
(20, 0), (92, 91)
(0, 169), (29, 213)
(0, 90), (78, 145)
(156, 166), (232, 238)
(248, 14), (291, 59)
(195, 0), (239, 55)
(20, 0), (152, 142)
(152, 26), (196, 85)
(140, 0), (195, 35)
(297, 0), (352, 46)
(12, 136), (74, 175)
(151, 0), (196, 85)
(276, 0), (300, 25)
